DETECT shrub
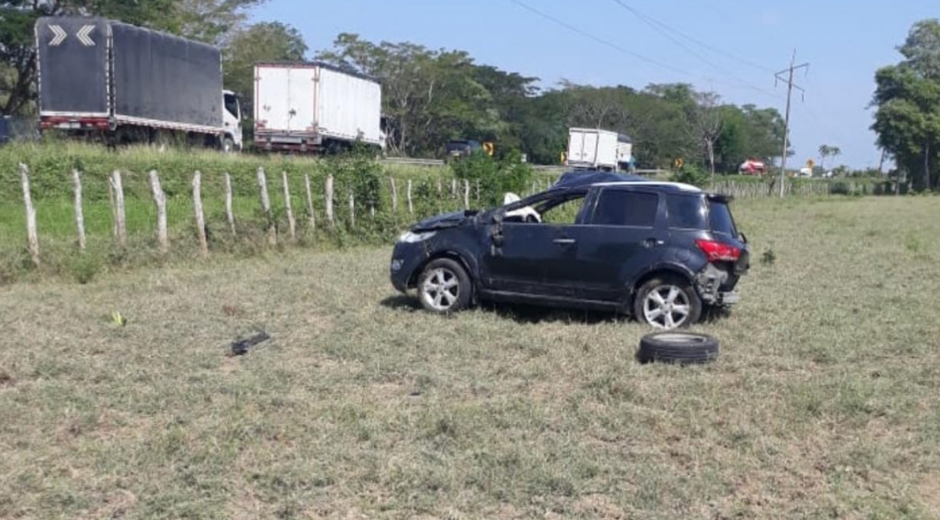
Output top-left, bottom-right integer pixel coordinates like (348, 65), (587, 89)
(451, 151), (534, 208)
(69, 254), (102, 284)
(669, 164), (710, 188)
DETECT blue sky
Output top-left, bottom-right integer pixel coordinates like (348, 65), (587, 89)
(253, 0), (937, 169)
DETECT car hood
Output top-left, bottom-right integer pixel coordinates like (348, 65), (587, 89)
(411, 210), (479, 232)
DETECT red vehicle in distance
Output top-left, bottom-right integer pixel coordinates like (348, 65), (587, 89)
(738, 159), (768, 175)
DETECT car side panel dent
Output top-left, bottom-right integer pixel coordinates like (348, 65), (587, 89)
(410, 233), (481, 289)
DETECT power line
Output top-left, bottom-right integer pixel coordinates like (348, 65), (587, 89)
(507, 0), (692, 78)
(610, 0), (774, 74)
(608, 0), (783, 101)
(510, 0), (782, 104)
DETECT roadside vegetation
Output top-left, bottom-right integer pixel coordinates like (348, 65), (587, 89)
(1, 142), (899, 286)
(1, 196), (938, 519)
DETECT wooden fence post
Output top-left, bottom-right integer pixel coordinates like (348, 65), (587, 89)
(304, 173), (316, 232)
(110, 170), (127, 248)
(72, 168), (86, 252)
(257, 167), (276, 245)
(149, 170), (168, 255)
(463, 179), (470, 209)
(407, 179), (414, 216)
(224, 172), (236, 236)
(325, 174), (335, 227)
(390, 177), (398, 213)
(19, 163), (39, 267)
(192, 171), (208, 257)
(476, 179), (481, 201)
(348, 189), (356, 229)
(437, 177), (443, 196)
(451, 179), (457, 199)
(282, 172), (297, 241)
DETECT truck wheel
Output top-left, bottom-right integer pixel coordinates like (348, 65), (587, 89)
(633, 275), (702, 330)
(221, 137), (235, 153)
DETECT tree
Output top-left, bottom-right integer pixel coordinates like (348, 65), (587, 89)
(817, 144), (842, 170)
(317, 34), (501, 156)
(693, 92), (724, 180)
(872, 19), (940, 191)
(170, 0), (260, 45)
(223, 21), (307, 138)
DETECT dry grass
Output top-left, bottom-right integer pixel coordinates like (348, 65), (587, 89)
(1, 196), (939, 519)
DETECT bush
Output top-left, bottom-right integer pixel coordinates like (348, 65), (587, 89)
(669, 165), (710, 188)
(69, 254), (102, 284)
(450, 151), (534, 207)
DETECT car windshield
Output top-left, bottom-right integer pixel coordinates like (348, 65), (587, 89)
(709, 201), (738, 237)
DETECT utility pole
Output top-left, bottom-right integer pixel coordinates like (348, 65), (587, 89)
(775, 50), (809, 198)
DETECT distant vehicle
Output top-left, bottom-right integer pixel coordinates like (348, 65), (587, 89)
(254, 62), (384, 153)
(390, 171), (750, 330)
(739, 159), (768, 175)
(445, 139), (483, 161)
(566, 128), (634, 172)
(35, 17), (242, 151)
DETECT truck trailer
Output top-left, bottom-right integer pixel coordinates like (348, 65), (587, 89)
(254, 62), (384, 153)
(35, 17), (242, 150)
(566, 128), (633, 171)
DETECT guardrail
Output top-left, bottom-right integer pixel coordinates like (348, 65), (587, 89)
(381, 157), (445, 167)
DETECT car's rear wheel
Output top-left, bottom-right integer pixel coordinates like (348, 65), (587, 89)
(634, 276), (702, 330)
(417, 259), (471, 314)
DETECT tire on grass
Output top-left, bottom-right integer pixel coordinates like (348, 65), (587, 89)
(637, 332), (719, 365)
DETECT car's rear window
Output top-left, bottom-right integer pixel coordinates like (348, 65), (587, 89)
(709, 201), (738, 236)
(666, 195), (707, 230)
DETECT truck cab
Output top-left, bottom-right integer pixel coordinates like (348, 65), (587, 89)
(222, 90), (243, 152)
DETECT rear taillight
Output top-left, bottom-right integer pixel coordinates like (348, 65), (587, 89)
(695, 239), (741, 262)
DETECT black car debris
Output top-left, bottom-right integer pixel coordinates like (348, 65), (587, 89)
(390, 171), (750, 329)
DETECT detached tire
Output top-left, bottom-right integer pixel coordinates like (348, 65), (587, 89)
(637, 333), (719, 365)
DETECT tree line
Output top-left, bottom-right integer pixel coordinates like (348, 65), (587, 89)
(22, 1), (939, 178)
(0, 0), (789, 170)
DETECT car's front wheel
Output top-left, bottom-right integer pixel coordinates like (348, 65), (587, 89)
(417, 259), (471, 314)
(634, 276), (702, 330)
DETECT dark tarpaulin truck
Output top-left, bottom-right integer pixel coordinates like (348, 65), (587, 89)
(35, 17), (243, 151)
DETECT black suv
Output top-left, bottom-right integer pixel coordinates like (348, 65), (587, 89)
(390, 172), (750, 329)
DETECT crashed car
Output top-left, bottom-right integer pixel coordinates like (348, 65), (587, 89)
(390, 172), (750, 329)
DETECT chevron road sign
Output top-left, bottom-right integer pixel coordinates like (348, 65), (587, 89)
(49, 24), (67, 46)
(77, 25), (96, 46)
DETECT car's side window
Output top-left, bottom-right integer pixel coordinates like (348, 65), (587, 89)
(591, 189), (659, 227)
(666, 195), (707, 230)
(539, 195), (587, 225)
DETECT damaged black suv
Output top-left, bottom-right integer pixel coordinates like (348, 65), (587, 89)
(390, 172), (750, 329)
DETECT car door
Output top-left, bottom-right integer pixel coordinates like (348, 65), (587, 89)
(572, 187), (666, 303)
(480, 191), (589, 297)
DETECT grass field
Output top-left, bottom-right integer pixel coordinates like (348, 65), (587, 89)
(1, 196), (939, 519)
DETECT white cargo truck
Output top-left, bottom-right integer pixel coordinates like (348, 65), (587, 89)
(254, 62), (384, 153)
(566, 128), (633, 171)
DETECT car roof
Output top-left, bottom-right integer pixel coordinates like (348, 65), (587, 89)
(551, 171), (702, 194)
(593, 181), (702, 193)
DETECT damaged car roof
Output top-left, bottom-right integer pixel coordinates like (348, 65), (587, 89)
(551, 171), (702, 193)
